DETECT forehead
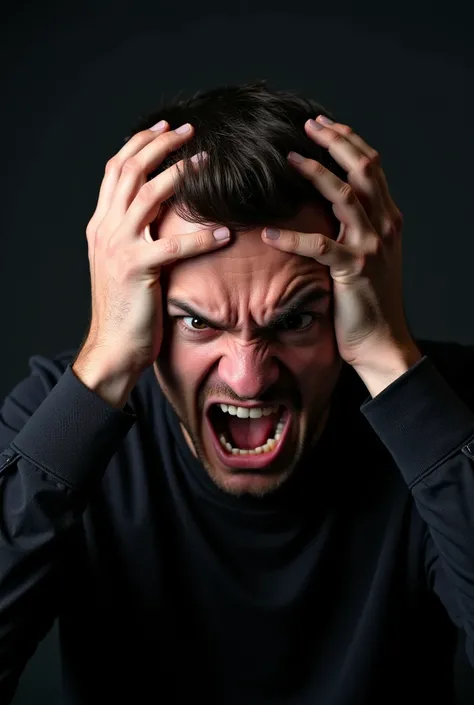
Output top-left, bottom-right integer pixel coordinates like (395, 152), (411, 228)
(156, 204), (335, 295)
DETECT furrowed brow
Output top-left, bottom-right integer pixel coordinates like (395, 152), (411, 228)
(167, 287), (331, 331)
(269, 288), (331, 327)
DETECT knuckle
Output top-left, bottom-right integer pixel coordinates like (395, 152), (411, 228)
(95, 222), (109, 240)
(288, 231), (301, 250)
(104, 236), (118, 257)
(358, 153), (381, 177)
(86, 219), (96, 239)
(107, 133), (152, 173)
(135, 130), (155, 145)
(381, 217), (399, 239)
(327, 131), (345, 146)
(162, 237), (180, 256)
(358, 155), (375, 175)
(381, 219), (394, 238)
(369, 149), (381, 165)
(121, 157), (142, 176)
(371, 235), (384, 256)
(104, 157), (118, 175)
(193, 231), (208, 249)
(312, 161), (326, 178)
(338, 124), (353, 135)
(136, 180), (155, 203)
(127, 131), (154, 153)
(316, 235), (330, 255)
(159, 130), (184, 156)
(354, 252), (368, 275)
(338, 182), (357, 205)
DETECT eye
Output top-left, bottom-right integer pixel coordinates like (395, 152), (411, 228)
(277, 313), (318, 331)
(175, 311), (322, 336)
(180, 316), (210, 332)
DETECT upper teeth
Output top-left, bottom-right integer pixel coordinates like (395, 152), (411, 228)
(218, 403), (279, 419)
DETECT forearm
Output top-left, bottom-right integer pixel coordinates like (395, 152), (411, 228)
(359, 351), (474, 653)
(0, 353), (138, 701)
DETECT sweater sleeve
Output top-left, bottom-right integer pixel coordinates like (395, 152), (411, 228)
(360, 350), (474, 667)
(0, 353), (137, 703)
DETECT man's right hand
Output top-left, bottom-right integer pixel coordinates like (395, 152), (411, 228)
(74, 120), (230, 389)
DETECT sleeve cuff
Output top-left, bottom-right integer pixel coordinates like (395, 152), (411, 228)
(360, 355), (474, 487)
(10, 363), (137, 490)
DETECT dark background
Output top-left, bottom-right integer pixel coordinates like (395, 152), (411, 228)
(1, 0), (473, 702)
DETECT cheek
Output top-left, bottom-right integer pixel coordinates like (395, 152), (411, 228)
(280, 330), (338, 377)
(158, 325), (213, 393)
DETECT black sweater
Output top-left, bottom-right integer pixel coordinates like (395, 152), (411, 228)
(1, 339), (474, 704)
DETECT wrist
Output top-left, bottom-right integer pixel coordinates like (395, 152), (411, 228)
(352, 343), (423, 398)
(72, 349), (141, 409)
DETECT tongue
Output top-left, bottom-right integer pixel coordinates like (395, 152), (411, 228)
(227, 414), (276, 450)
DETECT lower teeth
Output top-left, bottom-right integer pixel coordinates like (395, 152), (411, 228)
(218, 414), (285, 456)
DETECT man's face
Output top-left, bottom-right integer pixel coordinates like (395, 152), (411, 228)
(153, 203), (343, 497)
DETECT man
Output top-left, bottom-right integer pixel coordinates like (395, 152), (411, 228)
(1, 81), (473, 704)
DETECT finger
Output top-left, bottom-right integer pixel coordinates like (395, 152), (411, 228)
(307, 118), (381, 175)
(261, 228), (356, 277)
(89, 122), (171, 232)
(287, 153), (373, 242)
(331, 121), (401, 227)
(118, 154), (208, 238)
(305, 119), (385, 218)
(311, 118), (396, 222)
(138, 226), (231, 271)
(107, 123), (196, 225)
(315, 116), (379, 162)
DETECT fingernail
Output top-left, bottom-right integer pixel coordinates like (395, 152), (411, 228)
(175, 123), (192, 134)
(318, 115), (334, 125)
(265, 228), (280, 240)
(213, 227), (230, 241)
(288, 151), (305, 163)
(150, 120), (167, 132)
(308, 119), (323, 131)
(191, 151), (208, 164)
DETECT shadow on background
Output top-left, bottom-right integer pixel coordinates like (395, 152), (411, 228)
(2, 0), (473, 703)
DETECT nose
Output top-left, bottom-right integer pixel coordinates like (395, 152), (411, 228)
(217, 341), (280, 401)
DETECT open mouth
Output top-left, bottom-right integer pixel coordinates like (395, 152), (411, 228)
(206, 403), (291, 470)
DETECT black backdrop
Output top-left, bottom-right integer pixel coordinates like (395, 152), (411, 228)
(1, 1), (473, 702)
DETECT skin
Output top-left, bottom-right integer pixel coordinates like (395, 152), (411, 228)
(153, 202), (344, 497)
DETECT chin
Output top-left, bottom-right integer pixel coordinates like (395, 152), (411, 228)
(205, 464), (296, 498)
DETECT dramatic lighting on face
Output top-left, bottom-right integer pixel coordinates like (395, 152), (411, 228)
(153, 205), (343, 497)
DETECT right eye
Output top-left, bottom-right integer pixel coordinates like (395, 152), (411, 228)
(178, 316), (211, 334)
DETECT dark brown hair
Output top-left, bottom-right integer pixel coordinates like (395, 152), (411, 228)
(126, 80), (347, 234)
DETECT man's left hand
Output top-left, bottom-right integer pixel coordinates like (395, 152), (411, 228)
(262, 114), (420, 372)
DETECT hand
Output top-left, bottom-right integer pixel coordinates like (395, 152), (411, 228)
(80, 121), (230, 375)
(262, 115), (415, 370)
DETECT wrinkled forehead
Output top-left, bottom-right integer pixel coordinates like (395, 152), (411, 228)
(155, 203), (335, 294)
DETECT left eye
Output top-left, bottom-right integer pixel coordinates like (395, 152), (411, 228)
(277, 313), (316, 331)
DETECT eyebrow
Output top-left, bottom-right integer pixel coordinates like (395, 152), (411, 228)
(167, 286), (331, 331)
